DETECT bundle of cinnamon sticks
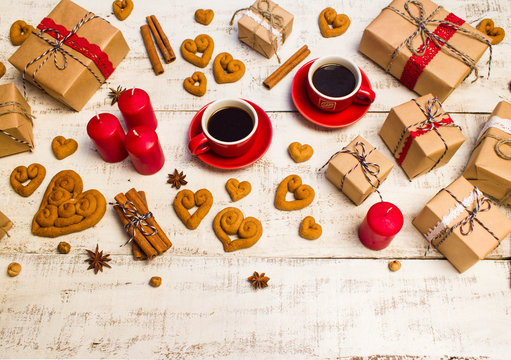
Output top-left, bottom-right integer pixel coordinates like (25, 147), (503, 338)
(113, 188), (172, 260)
(140, 15), (176, 75)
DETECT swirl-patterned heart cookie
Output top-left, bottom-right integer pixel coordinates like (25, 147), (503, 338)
(181, 34), (215, 68)
(213, 52), (245, 84)
(226, 178), (251, 202)
(477, 18), (505, 44)
(113, 0), (133, 21)
(10, 20), (34, 46)
(173, 189), (213, 230)
(288, 142), (313, 163)
(213, 207), (262, 252)
(10, 163), (46, 197)
(299, 216), (322, 240)
(52, 136), (78, 160)
(32, 170), (106, 237)
(318, 8), (350, 38)
(274, 174), (315, 211)
(183, 71), (207, 97)
(195, 9), (214, 25)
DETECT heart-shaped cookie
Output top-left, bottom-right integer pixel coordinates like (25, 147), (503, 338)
(318, 8), (350, 38)
(10, 20), (34, 46)
(213, 207), (262, 252)
(52, 136), (78, 160)
(10, 163), (46, 197)
(213, 52), (246, 84)
(173, 189), (213, 230)
(184, 71), (207, 97)
(181, 34), (214, 68)
(226, 178), (251, 202)
(113, 0), (133, 21)
(299, 216), (322, 240)
(288, 142), (313, 163)
(275, 175), (315, 211)
(195, 9), (214, 25)
(477, 19), (505, 44)
(32, 170), (106, 237)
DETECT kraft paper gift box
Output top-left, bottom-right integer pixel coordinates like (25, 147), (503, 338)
(236, 0), (293, 59)
(358, 0), (490, 102)
(380, 94), (465, 179)
(325, 135), (394, 205)
(0, 83), (34, 158)
(0, 210), (12, 241)
(464, 101), (511, 205)
(9, 0), (129, 111)
(412, 176), (511, 273)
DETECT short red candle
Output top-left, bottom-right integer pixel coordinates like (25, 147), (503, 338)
(358, 202), (404, 250)
(118, 88), (158, 130)
(86, 113), (128, 163)
(125, 126), (165, 175)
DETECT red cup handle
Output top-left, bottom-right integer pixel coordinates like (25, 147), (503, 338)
(188, 133), (210, 155)
(353, 85), (375, 105)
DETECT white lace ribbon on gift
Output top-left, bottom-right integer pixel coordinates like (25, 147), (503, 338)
(242, 10), (283, 46)
(477, 116), (511, 142)
(425, 188), (483, 243)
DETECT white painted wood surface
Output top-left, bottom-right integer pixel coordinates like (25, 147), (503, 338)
(0, 0), (510, 358)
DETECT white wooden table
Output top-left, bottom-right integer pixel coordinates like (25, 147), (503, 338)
(1, 0), (510, 358)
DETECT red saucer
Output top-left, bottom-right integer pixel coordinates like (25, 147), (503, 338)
(291, 59), (373, 128)
(188, 100), (273, 170)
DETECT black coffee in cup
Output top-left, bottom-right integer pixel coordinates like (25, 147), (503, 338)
(312, 64), (356, 98)
(207, 107), (254, 142)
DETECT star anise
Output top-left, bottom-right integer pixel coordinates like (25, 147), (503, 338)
(248, 271), (269, 289)
(108, 85), (126, 105)
(167, 169), (188, 189)
(85, 245), (112, 274)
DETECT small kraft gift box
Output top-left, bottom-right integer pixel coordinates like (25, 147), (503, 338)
(464, 101), (511, 205)
(413, 176), (511, 273)
(379, 94), (465, 180)
(232, 0), (293, 60)
(324, 135), (394, 205)
(9, 0), (130, 111)
(0, 83), (34, 158)
(358, 0), (491, 102)
(0, 210), (12, 241)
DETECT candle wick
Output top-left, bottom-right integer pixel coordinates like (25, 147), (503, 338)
(133, 129), (139, 136)
(131, 87), (135, 96)
(386, 207), (392, 215)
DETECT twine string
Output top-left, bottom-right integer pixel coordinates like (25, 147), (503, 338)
(112, 201), (157, 246)
(0, 101), (35, 150)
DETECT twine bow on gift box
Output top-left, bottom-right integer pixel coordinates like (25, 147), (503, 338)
(22, 12), (114, 98)
(319, 141), (383, 202)
(0, 101), (35, 151)
(394, 97), (461, 171)
(112, 200), (157, 246)
(230, 0), (285, 63)
(384, 0), (492, 89)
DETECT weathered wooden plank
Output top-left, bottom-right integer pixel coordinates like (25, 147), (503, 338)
(0, 254), (509, 359)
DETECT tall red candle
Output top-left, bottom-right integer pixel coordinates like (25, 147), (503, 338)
(125, 126), (165, 175)
(358, 202), (404, 250)
(86, 113), (128, 163)
(118, 88), (158, 130)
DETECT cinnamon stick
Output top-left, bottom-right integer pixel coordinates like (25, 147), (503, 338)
(126, 188), (172, 249)
(263, 45), (311, 90)
(146, 16), (172, 64)
(140, 25), (164, 75)
(150, 15), (176, 63)
(113, 193), (158, 260)
(131, 191), (148, 261)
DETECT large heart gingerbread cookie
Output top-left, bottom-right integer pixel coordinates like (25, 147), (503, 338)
(274, 174), (315, 211)
(10, 163), (46, 197)
(318, 8), (350, 38)
(213, 52), (245, 84)
(173, 189), (213, 230)
(213, 207), (262, 252)
(32, 170), (106, 237)
(181, 34), (214, 68)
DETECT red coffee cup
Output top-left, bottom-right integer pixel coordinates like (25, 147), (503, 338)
(306, 56), (375, 112)
(188, 99), (259, 158)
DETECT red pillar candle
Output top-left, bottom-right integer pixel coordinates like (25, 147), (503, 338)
(86, 113), (128, 163)
(118, 88), (158, 130)
(125, 126), (165, 175)
(358, 202), (404, 250)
